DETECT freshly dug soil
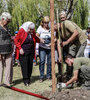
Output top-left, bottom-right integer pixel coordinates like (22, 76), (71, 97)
(39, 88), (90, 100)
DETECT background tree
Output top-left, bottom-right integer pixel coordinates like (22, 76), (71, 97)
(0, 0), (5, 13)
(73, 0), (89, 29)
(5, 0), (50, 34)
(0, 0), (89, 34)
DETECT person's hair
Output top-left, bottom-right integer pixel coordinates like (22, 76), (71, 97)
(40, 16), (50, 27)
(28, 22), (35, 29)
(59, 11), (66, 17)
(0, 12), (12, 21)
(65, 54), (73, 60)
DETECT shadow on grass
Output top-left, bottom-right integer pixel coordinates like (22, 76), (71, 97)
(12, 79), (23, 86)
(30, 75), (40, 83)
(12, 75), (40, 86)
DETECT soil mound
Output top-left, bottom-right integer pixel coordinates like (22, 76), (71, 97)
(39, 89), (90, 100)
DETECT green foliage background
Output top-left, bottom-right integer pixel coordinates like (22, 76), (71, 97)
(0, 0), (89, 34)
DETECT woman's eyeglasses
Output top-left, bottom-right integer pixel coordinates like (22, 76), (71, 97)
(44, 22), (49, 24)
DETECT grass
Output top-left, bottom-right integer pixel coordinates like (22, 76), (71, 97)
(0, 64), (60, 100)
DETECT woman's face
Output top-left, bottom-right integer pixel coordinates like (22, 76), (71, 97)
(43, 22), (49, 28)
(27, 28), (34, 34)
(2, 18), (11, 26)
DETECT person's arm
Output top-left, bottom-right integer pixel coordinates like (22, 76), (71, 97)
(62, 29), (79, 47)
(57, 70), (79, 89)
(36, 33), (40, 37)
(66, 70), (78, 86)
(57, 39), (62, 62)
(14, 29), (25, 55)
(14, 29), (24, 50)
(32, 30), (40, 43)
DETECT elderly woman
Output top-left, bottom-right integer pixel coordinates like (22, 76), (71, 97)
(36, 16), (52, 82)
(14, 22), (43, 86)
(0, 12), (12, 86)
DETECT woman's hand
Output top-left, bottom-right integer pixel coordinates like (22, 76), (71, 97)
(47, 43), (51, 47)
(20, 48), (24, 55)
(40, 38), (45, 43)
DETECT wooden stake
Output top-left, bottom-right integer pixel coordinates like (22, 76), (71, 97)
(56, 8), (64, 75)
(50, 0), (56, 92)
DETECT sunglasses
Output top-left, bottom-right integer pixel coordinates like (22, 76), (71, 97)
(44, 22), (49, 24)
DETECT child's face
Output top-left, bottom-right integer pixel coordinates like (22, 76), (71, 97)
(87, 28), (90, 33)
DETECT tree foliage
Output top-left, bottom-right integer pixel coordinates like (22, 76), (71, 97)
(5, 0), (50, 33)
(0, 0), (89, 34)
(0, 0), (3, 14)
(55, 0), (89, 29)
(73, 0), (89, 29)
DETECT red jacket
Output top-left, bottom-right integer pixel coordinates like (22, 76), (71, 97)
(14, 28), (40, 59)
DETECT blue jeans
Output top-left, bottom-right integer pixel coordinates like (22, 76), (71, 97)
(39, 47), (51, 79)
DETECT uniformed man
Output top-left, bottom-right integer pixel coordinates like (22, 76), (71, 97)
(57, 55), (90, 90)
(57, 13), (87, 58)
(56, 11), (87, 80)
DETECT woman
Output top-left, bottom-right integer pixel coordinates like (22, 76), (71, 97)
(0, 12), (12, 86)
(36, 16), (51, 82)
(14, 22), (43, 86)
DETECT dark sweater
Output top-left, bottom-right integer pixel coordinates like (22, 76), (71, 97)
(21, 34), (34, 55)
(0, 26), (12, 54)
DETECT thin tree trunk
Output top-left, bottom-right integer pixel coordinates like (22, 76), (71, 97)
(50, 0), (56, 92)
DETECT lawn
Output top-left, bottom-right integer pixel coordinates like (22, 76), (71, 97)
(1, 64), (90, 100)
(0, 64), (58, 100)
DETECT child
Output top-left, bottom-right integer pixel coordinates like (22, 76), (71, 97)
(84, 27), (90, 58)
(12, 31), (20, 66)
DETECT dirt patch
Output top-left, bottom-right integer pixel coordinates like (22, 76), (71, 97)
(39, 88), (90, 100)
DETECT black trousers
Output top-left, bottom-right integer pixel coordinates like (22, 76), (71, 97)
(58, 44), (73, 80)
(19, 53), (34, 84)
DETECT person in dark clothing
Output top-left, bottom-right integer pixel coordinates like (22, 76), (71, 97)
(14, 22), (44, 86)
(0, 12), (12, 87)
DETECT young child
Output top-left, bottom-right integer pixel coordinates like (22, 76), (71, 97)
(84, 26), (90, 58)
(12, 31), (20, 66)
(33, 43), (39, 66)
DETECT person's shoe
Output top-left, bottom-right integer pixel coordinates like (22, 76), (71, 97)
(24, 83), (29, 86)
(13, 64), (15, 67)
(28, 81), (31, 85)
(18, 64), (20, 67)
(3, 83), (11, 88)
(47, 78), (51, 81)
(39, 79), (44, 82)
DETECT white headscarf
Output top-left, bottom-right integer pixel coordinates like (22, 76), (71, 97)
(19, 21), (35, 32)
